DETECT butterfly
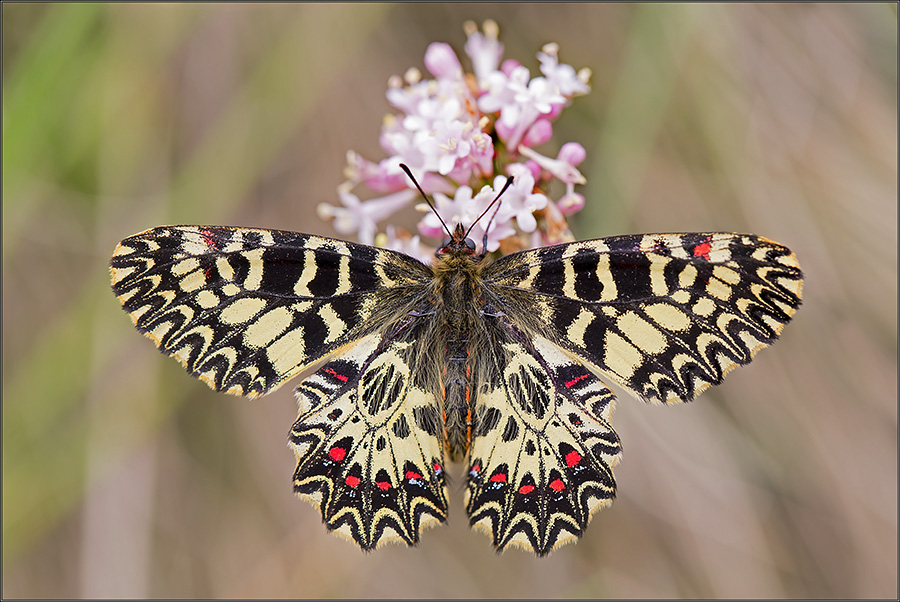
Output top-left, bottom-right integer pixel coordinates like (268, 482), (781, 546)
(110, 209), (802, 555)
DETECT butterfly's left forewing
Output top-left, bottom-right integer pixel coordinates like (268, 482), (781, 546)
(110, 226), (432, 397)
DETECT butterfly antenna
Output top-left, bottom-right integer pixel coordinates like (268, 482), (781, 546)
(464, 175), (515, 245)
(400, 163), (452, 239)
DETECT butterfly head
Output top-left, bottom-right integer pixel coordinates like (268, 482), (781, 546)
(439, 224), (478, 256)
(398, 163), (515, 259)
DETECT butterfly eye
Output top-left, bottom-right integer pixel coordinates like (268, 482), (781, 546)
(464, 238), (476, 251)
(441, 237), (452, 249)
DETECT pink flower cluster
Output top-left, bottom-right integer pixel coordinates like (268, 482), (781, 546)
(317, 20), (591, 260)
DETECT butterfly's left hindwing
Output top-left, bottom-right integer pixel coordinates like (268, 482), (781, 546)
(110, 226), (431, 397)
(289, 333), (448, 549)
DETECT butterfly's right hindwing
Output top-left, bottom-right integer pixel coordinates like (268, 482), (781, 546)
(465, 333), (621, 555)
(110, 226), (432, 397)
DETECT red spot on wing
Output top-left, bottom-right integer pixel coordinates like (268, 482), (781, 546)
(323, 367), (349, 382)
(200, 228), (217, 250)
(564, 373), (590, 388)
(489, 473), (507, 484)
(565, 450), (582, 467)
(345, 475), (360, 488)
(470, 464), (481, 474)
(693, 240), (712, 260)
(518, 484), (535, 495)
(549, 478), (566, 493)
(375, 480), (391, 491)
(433, 462), (443, 475)
(405, 470), (423, 481)
(328, 447), (346, 462)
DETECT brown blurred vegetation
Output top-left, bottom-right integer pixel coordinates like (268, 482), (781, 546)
(3, 3), (896, 598)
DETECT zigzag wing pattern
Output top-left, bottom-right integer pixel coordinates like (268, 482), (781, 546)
(465, 333), (622, 555)
(289, 332), (448, 549)
(110, 226), (431, 397)
(483, 233), (804, 404)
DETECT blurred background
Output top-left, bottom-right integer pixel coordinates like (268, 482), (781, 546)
(3, 3), (896, 598)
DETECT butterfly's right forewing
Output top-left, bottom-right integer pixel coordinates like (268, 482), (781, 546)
(482, 233), (803, 404)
